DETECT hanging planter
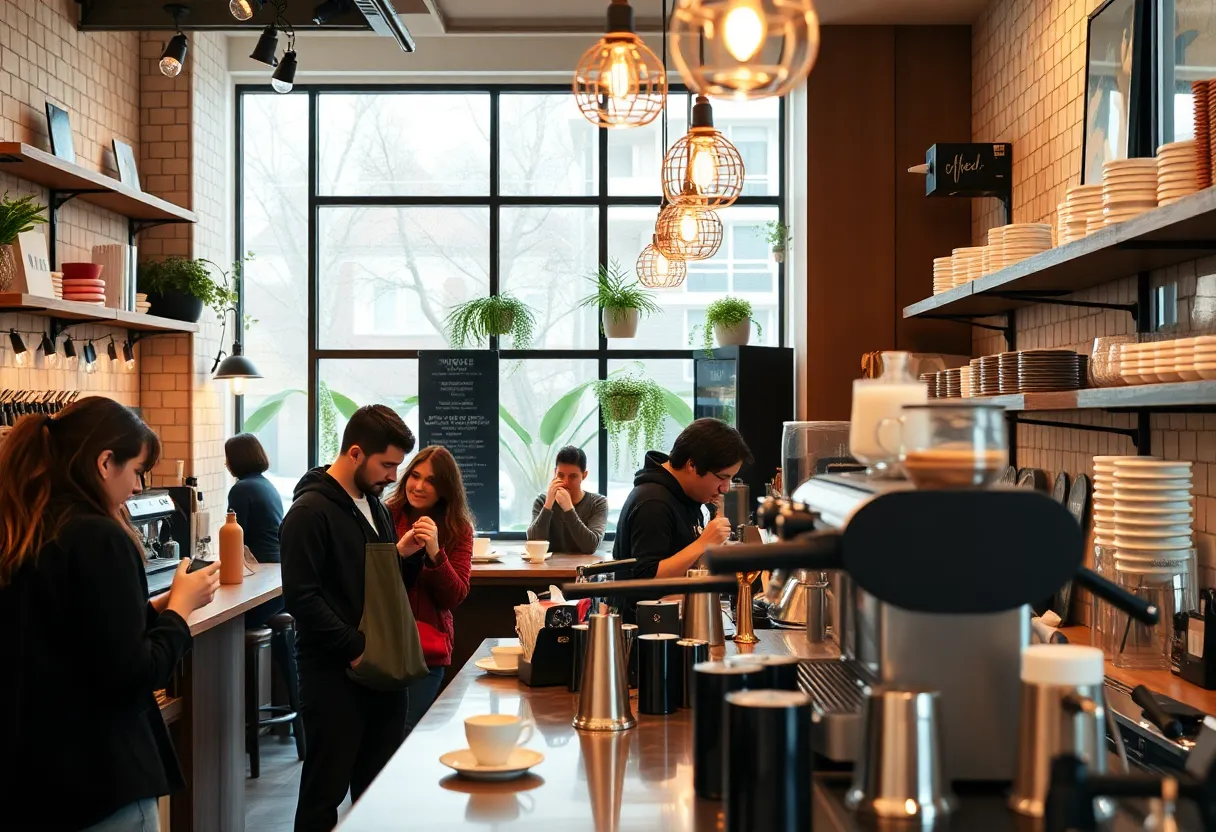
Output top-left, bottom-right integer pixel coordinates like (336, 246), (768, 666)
(579, 260), (661, 340)
(691, 297), (763, 356)
(761, 220), (790, 263)
(593, 374), (667, 462)
(444, 294), (537, 349)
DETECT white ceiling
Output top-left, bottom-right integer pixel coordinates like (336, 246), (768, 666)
(416, 0), (991, 34)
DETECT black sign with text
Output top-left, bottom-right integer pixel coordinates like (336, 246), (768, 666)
(926, 142), (1012, 199)
(419, 351), (499, 532)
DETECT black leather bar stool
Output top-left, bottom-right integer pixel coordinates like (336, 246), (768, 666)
(245, 614), (306, 778)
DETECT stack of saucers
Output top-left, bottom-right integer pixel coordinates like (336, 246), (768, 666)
(969, 358), (983, 397)
(998, 352), (1020, 393)
(979, 355), (1000, 395)
(944, 368), (962, 398)
(1157, 140), (1199, 206)
(1196, 81), (1213, 188)
(933, 257), (954, 295)
(1102, 159), (1158, 225)
(959, 364), (973, 399)
(935, 373), (948, 399)
(1064, 184), (1104, 238)
(920, 372), (937, 397)
(1001, 223), (1053, 267)
(50, 271), (63, 299)
(1017, 349), (1082, 392)
(1092, 455), (1135, 552)
(987, 227), (1007, 272)
(1111, 458), (1194, 576)
(135, 292), (151, 314)
(952, 247), (985, 287)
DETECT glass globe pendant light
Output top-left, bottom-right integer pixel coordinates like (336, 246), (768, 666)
(573, 0), (667, 128)
(637, 235), (687, 288)
(670, 0), (820, 100)
(662, 95), (745, 208)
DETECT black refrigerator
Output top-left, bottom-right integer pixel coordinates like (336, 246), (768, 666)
(693, 345), (794, 511)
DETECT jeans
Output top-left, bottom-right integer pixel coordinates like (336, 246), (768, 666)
(404, 666), (446, 737)
(83, 799), (159, 832)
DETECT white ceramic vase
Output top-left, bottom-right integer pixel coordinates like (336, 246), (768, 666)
(772, 247), (785, 263)
(603, 308), (640, 339)
(714, 319), (751, 347)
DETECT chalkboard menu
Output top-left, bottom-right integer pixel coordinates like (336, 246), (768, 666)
(418, 351), (499, 531)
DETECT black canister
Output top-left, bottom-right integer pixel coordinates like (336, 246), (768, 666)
(725, 690), (812, 832)
(638, 633), (681, 715)
(726, 653), (802, 691)
(569, 623), (590, 692)
(636, 599), (680, 636)
(693, 660), (765, 800)
(677, 638), (710, 709)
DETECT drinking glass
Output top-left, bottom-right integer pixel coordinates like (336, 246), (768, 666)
(877, 403), (1008, 489)
(1089, 335), (1139, 388)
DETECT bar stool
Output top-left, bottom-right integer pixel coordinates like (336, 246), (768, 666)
(245, 615), (306, 778)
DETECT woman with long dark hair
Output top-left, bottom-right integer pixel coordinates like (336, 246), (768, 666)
(0, 397), (221, 831)
(385, 445), (473, 733)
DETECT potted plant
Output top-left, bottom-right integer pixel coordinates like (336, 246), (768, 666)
(578, 259), (661, 339)
(138, 257), (240, 323)
(0, 192), (47, 291)
(444, 294), (536, 349)
(690, 297), (763, 354)
(761, 220), (790, 262)
(593, 374), (667, 461)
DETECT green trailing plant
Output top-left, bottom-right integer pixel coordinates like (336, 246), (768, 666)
(689, 296), (762, 356)
(592, 374), (668, 462)
(0, 192), (47, 245)
(445, 294), (536, 349)
(760, 220), (790, 250)
(139, 253), (256, 327)
(578, 259), (661, 332)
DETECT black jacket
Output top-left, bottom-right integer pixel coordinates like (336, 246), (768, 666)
(611, 452), (708, 621)
(227, 472), (284, 563)
(0, 515), (193, 830)
(281, 467), (422, 665)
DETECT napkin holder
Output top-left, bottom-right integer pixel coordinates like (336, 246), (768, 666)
(519, 605), (575, 687)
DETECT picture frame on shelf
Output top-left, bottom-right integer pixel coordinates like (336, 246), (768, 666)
(112, 139), (140, 191)
(44, 102), (75, 164)
(1081, 0), (1151, 184)
(14, 231), (54, 298)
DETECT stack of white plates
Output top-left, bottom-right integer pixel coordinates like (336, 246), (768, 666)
(1062, 184), (1103, 239)
(1110, 458), (1194, 575)
(932, 256), (954, 295)
(986, 227), (1007, 272)
(959, 364), (973, 398)
(951, 247), (985, 287)
(1092, 455), (1136, 551)
(1102, 159), (1158, 225)
(50, 271), (63, 300)
(1156, 140), (1198, 206)
(1119, 336), (1216, 384)
(1001, 223), (1053, 267)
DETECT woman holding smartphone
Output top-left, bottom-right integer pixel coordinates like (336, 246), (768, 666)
(0, 397), (221, 831)
(385, 445), (474, 734)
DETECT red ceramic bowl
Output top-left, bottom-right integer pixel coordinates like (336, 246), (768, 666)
(60, 262), (104, 282)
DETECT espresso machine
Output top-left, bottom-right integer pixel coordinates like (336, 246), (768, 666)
(126, 490), (182, 597)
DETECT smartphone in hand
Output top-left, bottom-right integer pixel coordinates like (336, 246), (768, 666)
(186, 557), (214, 573)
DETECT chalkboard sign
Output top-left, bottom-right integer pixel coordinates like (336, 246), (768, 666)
(925, 142), (1012, 199)
(419, 351), (499, 532)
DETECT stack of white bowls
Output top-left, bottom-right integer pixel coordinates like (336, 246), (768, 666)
(1102, 159), (1158, 226)
(1118, 336), (1216, 384)
(1001, 223), (1053, 267)
(952, 247), (985, 287)
(1157, 140), (1199, 206)
(932, 257), (954, 295)
(1109, 458), (1194, 576)
(1062, 184), (1103, 239)
(1092, 456), (1131, 552)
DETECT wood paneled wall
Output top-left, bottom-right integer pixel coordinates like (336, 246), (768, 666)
(803, 26), (973, 419)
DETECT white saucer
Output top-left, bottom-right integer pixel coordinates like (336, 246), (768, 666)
(471, 554), (503, 563)
(521, 553), (553, 563)
(440, 747), (543, 781)
(475, 657), (519, 676)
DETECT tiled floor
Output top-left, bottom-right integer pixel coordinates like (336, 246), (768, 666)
(245, 736), (350, 832)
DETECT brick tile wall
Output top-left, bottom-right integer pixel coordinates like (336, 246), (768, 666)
(972, 0), (1216, 595)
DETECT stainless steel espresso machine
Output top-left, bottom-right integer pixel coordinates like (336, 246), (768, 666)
(126, 490), (182, 597)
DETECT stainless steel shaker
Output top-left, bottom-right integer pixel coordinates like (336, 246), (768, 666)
(682, 567), (726, 647)
(572, 612), (636, 732)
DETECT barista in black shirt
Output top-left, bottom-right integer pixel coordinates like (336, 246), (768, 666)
(611, 419), (752, 621)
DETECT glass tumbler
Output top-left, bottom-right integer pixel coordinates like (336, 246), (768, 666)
(877, 402), (1008, 489)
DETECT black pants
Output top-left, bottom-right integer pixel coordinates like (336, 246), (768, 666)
(293, 660), (408, 832)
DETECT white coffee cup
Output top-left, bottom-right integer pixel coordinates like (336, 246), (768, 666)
(524, 540), (549, 561)
(473, 537), (491, 557)
(490, 644), (523, 670)
(465, 714), (533, 766)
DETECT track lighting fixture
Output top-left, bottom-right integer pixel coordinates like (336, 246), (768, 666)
(39, 332), (58, 369)
(159, 5), (190, 78)
(123, 340), (136, 370)
(8, 330), (27, 367)
(272, 50), (297, 93)
(311, 0), (346, 25)
(62, 336), (77, 369)
(107, 339), (119, 365)
(230, 0), (263, 21)
(250, 25), (280, 67)
(83, 341), (98, 375)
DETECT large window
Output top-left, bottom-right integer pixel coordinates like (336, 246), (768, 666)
(238, 86), (784, 534)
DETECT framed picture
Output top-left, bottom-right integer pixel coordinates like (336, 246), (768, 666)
(14, 231), (54, 297)
(44, 102), (75, 164)
(112, 139), (141, 190)
(1156, 0), (1216, 146)
(1082, 0), (1152, 183)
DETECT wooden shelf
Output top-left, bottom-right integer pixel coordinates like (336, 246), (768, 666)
(964, 381), (1216, 412)
(0, 293), (199, 334)
(903, 187), (1216, 320)
(0, 142), (195, 224)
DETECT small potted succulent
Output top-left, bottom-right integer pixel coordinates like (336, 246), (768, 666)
(690, 297), (763, 355)
(578, 259), (661, 339)
(761, 220), (790, 263)
(444, 294), (537, 349)
(138, 257), (243, 323)
(0, 192), (47, 291)
(593, 374), (667, 461)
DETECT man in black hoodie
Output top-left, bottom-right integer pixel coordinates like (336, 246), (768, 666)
(282, 404), (423, 832)
(612, 418), (752, 622)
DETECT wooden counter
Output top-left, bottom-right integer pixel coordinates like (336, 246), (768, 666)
(470, 543), (609, 584)
(337, 630), (806, 831)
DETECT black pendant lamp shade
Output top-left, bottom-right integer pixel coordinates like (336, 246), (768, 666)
(213, 342), (263, 382)
(250, 25), (279, 67)
(272, 50), (297, 93)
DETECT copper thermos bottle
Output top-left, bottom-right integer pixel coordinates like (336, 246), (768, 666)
(219, 510), (244, 585)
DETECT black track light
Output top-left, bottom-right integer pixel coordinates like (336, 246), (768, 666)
(39, 332), (59, 369)
(107, 339), (119, 364)
(311, 0), (345, 25)
(8, 330), (27, 367)
(159, 5), (190, 78)
(230, 0), (263, 21)
(62, 335), (77, 369)
(272, 50), (297, 94)
(123, 340), (136, 370)
(250, 25), (279, 67)
(83, 341), (98, 374)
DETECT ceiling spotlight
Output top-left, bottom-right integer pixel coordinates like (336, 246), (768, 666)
(159, 5), (190, 78)
(123, 340), (136, 370)
(311, 0), (346, 25)
(107, 339), (119, 365)
(272, 50), (297, 93)
(39, 332), (58, 369)
(250, 25), (280, 67)
(230, 0), (263, 21)
(8, 330), (27, 367)
(62, 336), (77, 369)
(83, 341), (98, 375)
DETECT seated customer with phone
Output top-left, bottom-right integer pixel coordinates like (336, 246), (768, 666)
(527, 445), (608, 554)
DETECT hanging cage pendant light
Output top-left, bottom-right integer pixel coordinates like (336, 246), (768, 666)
(662, 95), (745, 208)
(670, 0), (820, 100)
(573, 0), (667, 129)
(654, 201), (723, 261)
(636, 234), (688, 288)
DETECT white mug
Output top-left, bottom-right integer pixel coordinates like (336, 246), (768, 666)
(465, 714), (534, 766)
(490, 644), (523, 670)
(473, 537), (491, 557)
(524, 540), (549, 561)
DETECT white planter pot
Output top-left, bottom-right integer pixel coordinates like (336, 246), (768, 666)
(714, 319), (751, 347)
(603, 307), (640, 339)
(772, 247), (785, 263)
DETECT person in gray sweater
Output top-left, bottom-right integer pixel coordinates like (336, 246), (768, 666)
(527, 445), (608, 554)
